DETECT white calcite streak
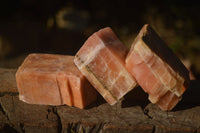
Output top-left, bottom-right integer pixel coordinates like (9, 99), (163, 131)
(79, 42), (105, 69)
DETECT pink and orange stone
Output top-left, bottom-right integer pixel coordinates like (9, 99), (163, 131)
(74, 27), (137, 105)
(125, 24), (190, 111)
(16, 54), (97, 109)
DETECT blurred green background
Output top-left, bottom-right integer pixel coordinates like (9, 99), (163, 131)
(0, 0), (199, 79)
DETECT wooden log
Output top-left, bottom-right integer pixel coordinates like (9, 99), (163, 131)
(0, 68), (200, 133)
(0, 68), (18, 95)
(0, 95), (59, 133)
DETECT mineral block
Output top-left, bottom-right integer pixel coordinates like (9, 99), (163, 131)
(16, 54), (97, 109)
(125, 24), (190, 111)
(74, 27), (137, 105)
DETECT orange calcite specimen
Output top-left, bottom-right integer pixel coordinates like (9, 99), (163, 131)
(126, 24), (190, 111)
(74, 27), (137, 105)
(16, 54), (97, 109)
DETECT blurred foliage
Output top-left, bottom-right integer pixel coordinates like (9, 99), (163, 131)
(169, 37), (184, 53)
(0, 0), (199, 77)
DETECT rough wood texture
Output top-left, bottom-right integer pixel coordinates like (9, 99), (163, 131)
(0, 68), (200, 133)
(0, 68), (18, 95)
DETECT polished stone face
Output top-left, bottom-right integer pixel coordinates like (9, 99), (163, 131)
(74, 27), (137, 105)
(16, 53), (97, 109)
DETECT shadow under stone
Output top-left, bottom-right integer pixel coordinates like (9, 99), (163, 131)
(76, 80), (200, 111)
(84, 94), (107, 110)
(0, 124), (18, 133)
(122, 86), (149, 109)
(173, 80), (200, 111)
